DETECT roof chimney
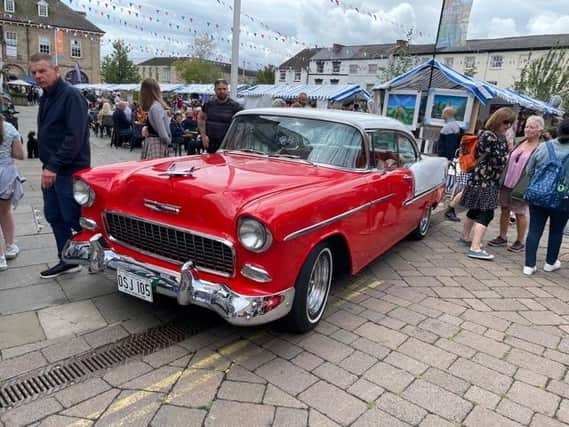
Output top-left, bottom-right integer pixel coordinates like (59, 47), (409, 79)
(332, 43), (344, 53)
(395, 39), (409, 49)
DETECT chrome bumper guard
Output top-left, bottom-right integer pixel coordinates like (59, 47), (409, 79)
(62, 234), (295, 326)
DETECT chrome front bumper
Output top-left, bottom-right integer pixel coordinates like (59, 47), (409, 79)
(62, 234), (295, 326)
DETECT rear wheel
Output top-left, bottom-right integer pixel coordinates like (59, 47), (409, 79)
(286, 243), (333, 333)
(409, 205), (432, 240)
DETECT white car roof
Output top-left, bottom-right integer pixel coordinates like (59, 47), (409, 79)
(235, 108), (411, 134)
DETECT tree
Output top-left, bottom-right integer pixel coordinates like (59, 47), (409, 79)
(514, 45), (569, 109)
(192, 34), (216, 59)
(174, 59), (222, 84)
(463, 64), (478, 78)
(255, 65), (276, 84)
(377, 29), (421, 83)
(101, 40), (140, 83)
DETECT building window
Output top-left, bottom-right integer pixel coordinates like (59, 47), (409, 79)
(316, 61), (324, 73)
(368, 64), (377, 74)
(279, 70), (286, 81)
(163, 67), (170, 82)
(518, 54), (530, 69)
(444, 57), (454, 67)
(349, 64), (359, 74)
(4, 0), (15, 13)
(37, 0), (48, 17)
(330, 79), (339, 85)
(294, 71), (301, 82)
(366, 83), (374, 91)
(70, 39), (81, 58)
(332, 61), (341, 73)
(5, 31), (17, 46)
(490, 55), (503, 69)
(39, 36), (50, 54)
(314, 78), (323, 85)
(487, 80), (498, 85)
(464, 56), (475, 69)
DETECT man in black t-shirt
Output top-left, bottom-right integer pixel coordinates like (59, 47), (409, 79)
(198, 79), (243, 153)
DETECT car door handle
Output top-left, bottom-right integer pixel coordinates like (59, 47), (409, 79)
(403, 175), (413, 180)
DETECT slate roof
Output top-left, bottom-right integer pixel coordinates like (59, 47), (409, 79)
(278, 48), (320, 70)
(137, 58), (257, 77)
(285, 34), (569, 64)
(1, 0), (104, 33)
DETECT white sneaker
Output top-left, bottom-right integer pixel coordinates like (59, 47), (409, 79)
(523, 266), (537, 276)
(544, 260), (561, 272)
(0, 256), (7, 271)
(5, 243), (19, 260)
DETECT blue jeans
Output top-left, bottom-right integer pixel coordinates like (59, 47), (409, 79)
(42, 175), (82, 259)
(525, 204), (569, 267)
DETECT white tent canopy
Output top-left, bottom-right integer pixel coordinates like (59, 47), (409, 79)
(7, 79), (31, 86)
(241, 84), (371, 102)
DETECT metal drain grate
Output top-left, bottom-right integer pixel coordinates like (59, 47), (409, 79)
(0, 319), (211, 410)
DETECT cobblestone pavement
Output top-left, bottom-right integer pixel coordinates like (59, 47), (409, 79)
(1, 106), (569, 426)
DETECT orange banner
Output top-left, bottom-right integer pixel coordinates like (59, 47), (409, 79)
(55, 29), (64, 62)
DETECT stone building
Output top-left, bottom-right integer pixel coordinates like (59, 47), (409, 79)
(276, 34), (569, 90)
(137, 57), (257, 85)
(1, 0), (104, 83)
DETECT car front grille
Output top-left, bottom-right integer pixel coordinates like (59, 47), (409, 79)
(104, 212), (234, 276)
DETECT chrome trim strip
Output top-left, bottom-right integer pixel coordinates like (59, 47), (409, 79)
(79, 217), (98, 231)
(403, 184), (443, 207)
(143, 199), (181, 215)
(62, 237), (294, 326)
(241, 264), (272, 283)
(102, 210), (236, 278)
(284, 192), (396, 242)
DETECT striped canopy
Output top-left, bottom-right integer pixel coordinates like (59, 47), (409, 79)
(374, 59), (563, 116)
(240, 84), (371, 102)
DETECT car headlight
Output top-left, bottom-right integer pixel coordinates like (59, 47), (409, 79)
(73, 179), (96, 207)
(238, 218), (272, 253)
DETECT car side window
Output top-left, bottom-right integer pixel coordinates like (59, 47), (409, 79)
(397, 134), (419, 167)
(369, 131), (399, 171)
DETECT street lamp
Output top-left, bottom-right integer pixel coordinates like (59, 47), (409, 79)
(230, 0), (241, 95)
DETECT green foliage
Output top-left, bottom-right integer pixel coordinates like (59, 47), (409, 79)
(377, 29), (421, 83)
(174, 59), (222, 84)
(101, 40), (140, 83)
(255, 65), (276, 84)
(514, 45), (569, 109)
(463, 64), (477, 78)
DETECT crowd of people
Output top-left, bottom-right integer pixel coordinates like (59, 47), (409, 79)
(439, 105), (569, 275)
(0, 55), (567, 279)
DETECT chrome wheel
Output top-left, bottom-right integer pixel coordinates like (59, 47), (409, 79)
(306, 248), (333, 322)
(418, 206), (431, 236)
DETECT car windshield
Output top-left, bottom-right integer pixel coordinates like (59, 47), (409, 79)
(223, 115), (366, 169)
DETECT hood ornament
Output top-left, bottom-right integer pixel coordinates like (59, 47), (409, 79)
(159, 162), (196, 177)
(144, 199), (181, 215)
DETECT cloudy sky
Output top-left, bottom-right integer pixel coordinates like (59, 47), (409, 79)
(65, 0), (569, 69)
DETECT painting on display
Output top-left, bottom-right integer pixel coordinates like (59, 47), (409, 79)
(425, 88), (474, 128)
(383, 90), (421, 130)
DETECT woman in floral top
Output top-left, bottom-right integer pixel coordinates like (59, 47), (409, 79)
(460, 107), (515, 260)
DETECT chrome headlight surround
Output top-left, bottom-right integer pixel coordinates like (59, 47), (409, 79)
(238, 217), (272, 253)
(73, 178), (96, 207)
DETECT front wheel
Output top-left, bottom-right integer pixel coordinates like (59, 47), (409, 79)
(286, 243), (333, 333)
(409, 205), (432, 240)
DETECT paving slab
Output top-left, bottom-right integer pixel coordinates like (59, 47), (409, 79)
(37, 301), (107, 340)
(0, 311), (45, 349)
(0, 282), (67, 316)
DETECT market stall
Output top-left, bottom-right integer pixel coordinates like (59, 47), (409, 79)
(240, 83), (371, 109)
(373, 59), (564, 151)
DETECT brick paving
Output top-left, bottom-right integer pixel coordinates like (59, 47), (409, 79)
(1, 106), (569, 425)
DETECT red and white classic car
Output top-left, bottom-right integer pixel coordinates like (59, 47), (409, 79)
(64, 109), (447, 332)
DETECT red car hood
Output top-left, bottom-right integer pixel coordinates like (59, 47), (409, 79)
(104, 153), (346, 235)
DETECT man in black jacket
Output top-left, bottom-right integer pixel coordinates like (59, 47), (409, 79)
(30, 53), (91, 279)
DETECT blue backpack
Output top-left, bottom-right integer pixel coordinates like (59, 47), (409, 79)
(524, 142), (569, 209)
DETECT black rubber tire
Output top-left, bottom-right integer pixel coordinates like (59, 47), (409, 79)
(286, 242), (333, 333)
(409, 205), (432, 240)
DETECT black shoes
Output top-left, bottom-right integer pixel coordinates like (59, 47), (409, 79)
(40, 262), (82, 279)
(445, 207), (461, 222)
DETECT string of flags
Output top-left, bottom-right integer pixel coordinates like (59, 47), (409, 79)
(0, 12), (103, 40)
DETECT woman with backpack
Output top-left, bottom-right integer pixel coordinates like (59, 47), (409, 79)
(460, 107), (515, 260)
(487, 115), (543, 253)
(523, 118), (569, 275)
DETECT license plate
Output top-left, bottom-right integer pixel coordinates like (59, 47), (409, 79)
(117, 269), (153, 302)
